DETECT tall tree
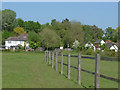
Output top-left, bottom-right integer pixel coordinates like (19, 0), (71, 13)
(63, 21), (84, 47)
(39, 28), (61, 49)
(24, 21), (41, 33)
(28, 31), (40, 43)
(105, 27), (116, 41)
(82, 25), (104, 43)
(16, 18), (25, 27)
(2, 9), (16, 31)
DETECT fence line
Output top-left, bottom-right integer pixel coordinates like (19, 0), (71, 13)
(58, 54), (119, 62)
(45, 51), (119, 88)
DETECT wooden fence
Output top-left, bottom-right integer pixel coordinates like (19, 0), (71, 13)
(44, 50), (119, 88)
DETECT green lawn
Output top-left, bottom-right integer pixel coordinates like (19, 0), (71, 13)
(2, 52), (118, 88)
(57, 51), (118, 88)
(2, 52), (83, 88)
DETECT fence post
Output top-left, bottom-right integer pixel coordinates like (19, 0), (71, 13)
(95, 54), (100, 89)
(68, 53), (70, 79)
(49, 51), (51, 65)
(52, 51), (54, 68)
(55, 52), (58, 71)
(45, 51), (46, 62)
(47, 51), (49, 64)
(61, 52), (63, 74)
(46, 50), (48, 64)
(78, 53), (81, 85)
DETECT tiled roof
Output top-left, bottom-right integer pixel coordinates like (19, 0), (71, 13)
(6, 33), (28, 41)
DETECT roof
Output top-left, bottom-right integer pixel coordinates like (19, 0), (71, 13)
(106, 42), (117, 48)
(105, 40), (111, 43)
(95, 39), (103, 43)
(6, 33), (28, 41)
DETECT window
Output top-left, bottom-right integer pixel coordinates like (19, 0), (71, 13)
(8, 41), (11, 43)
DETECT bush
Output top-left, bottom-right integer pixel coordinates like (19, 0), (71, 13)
(101, 50), (118, 57)
(83, 48), (95, 55)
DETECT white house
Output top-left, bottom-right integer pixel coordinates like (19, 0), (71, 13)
(5, 33), (29, 49)
(72, 39), (79, 48)
(85, 41), (96, 52)
(106, 42), (118, 52)
(95, 39), (105, 50)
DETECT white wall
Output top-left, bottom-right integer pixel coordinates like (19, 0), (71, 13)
(5, 41), (25, 49)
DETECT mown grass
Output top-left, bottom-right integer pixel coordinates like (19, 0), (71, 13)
(2, 52), (84, 88)
(56, 51), (118, 88)
(2, 52), (118, 88)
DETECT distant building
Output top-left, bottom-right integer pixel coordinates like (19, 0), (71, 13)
(95, 39), (105, 50)
(5, 33), (29, 49)
(85, 41), (96, 52)
(105, 41), (118, 52)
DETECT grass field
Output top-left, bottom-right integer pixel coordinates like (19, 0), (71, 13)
(2, 52), (118, 88)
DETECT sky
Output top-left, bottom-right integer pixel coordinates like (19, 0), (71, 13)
(2, 2), (118, 30)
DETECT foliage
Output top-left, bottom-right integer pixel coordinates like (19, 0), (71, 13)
(16, 18), (25, 27)
(13, 27), (25, 36)
(82, 25), (104, 43)
(28, 31), (40, 43)
(104, 27), (116, 42)
(2, 9), (16, 31)
(24, 21), (41, 33)
(63, 21), (84, 47)
(2, 30), (15, 44)
(101, 49), (118, 57)
(29, 41), (40, 49)
(39, 28), (61, 49)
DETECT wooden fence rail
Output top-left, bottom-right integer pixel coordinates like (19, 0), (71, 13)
(58, 54), (119, 62)
(45, 51), (119, 88)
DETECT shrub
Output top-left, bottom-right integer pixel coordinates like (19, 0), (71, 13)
(83, 48), (95, 55)
(101, 50), (118, 57)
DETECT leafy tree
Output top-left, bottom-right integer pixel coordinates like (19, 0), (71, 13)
(51, 19), (62, 30)
(61, 18), (71, 30)
(82, 25), (104, 43)
(24, 21), (41, 33)
(16, 18), (25, 27)
(13, 27), (25, 36)
(0, 9), (2, 31)
(104, 27), (116, 41)
(28, 31), (40, 43)
(63, 21), (84, 47)
(2, 9), (16, 31)
(39, 28), (61, 49)
(2, 30), (15, 44)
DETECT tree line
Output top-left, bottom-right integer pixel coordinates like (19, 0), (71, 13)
(1, 9), (118, 50)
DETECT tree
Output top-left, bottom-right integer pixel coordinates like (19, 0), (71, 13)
(104, 27), (116, 41)
(16, 18), (25, 27)
(39, 28), (61, 49)
(28, 31), (40, 43)
(63, 21), (84, 47)
(13, 27), (25, 36)
(0, 9), (2, 31)
(2, 30), (14, 45)
(2, 9), (16, 31)
(51, 19), (62, 30)
(82, 25), (104, 43)
(24, 21), (41, 33)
